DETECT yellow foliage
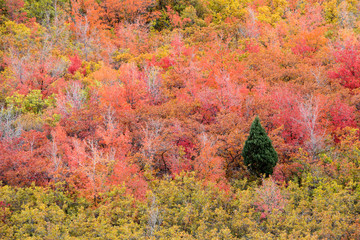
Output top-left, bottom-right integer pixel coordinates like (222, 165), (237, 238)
(323, 0), (338, 24)
(207, 0), (250, 23)
(113, 49), (134, 63)
(257, 0), (288, 25)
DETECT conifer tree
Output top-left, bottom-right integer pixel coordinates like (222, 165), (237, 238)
(242, 116), (278, 177)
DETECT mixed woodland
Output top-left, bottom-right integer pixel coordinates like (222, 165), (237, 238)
(0, 0), (360, 238)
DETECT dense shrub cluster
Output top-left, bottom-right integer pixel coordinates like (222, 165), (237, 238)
(0, 0), (360, 238)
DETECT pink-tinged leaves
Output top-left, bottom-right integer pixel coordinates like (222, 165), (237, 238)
(255, 177), (287, 220)
(329, 98), (356, 130)
(68, 54), (82, 75)
(329, 42), (360, 89)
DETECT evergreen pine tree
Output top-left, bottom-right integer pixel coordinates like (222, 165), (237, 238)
(242, 116), (278, 177)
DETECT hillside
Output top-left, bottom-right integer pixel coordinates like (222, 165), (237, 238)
(0, 0), (359, 238)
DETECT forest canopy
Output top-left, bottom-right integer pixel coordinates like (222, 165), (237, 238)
(0, 0), (359, 238)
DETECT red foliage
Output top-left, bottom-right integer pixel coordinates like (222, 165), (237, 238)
(193, 140), (225, 183)
(292, 39), (316, 57)
(270, 87), (304, 145)
(329, 42), (360, 89)
(100, 0), (155, 25)
(110, 160), (148, 200)
(272, 162), (303, 183)
(1, 0), (360, 202)
(68, 54), (82, 75)
(0, 131), (50, 187)
(176, 137), (195, 160)
(245, 41), (260, 53)
(329, 98), (356, 130)
(1, 0), (28, 23)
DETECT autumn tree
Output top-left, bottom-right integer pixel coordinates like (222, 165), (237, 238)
(329, 42), (360, 89)
(242, 116), (278, 177)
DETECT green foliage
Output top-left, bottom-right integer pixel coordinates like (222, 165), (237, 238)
(24, 0), (69, 22)
(25, 0), (54, 21)
(0, 171), (359, 239)
(148, 173), (234, 238)
(181, 5), (207, 27)
(153, 0), (251, 29)
(6, 90), (55, 114)
(0, 184), (87, 239)
(242, 116), (278, 177)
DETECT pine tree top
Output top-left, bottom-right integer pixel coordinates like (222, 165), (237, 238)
(242, 116), (278, 177)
